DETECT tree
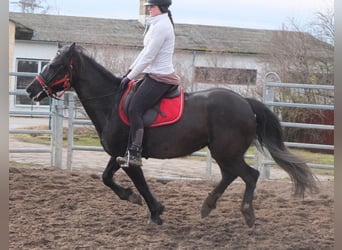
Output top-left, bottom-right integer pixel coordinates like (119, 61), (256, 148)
(262, 14), (334, 150)
(310, 6), (334, 46)
(265, 15), (333, 86)
(11, 0), (50, 14)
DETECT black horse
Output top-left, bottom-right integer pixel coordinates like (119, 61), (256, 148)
(26, 43), (318, 227)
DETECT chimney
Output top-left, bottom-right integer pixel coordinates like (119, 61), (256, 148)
(139, 0), (148, 25)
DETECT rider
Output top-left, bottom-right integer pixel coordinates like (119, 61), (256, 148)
(116, 0), (180, 167)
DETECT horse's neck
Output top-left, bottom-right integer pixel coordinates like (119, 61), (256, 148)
(80, 99), (115, 136)
(74, 57), (120, 136)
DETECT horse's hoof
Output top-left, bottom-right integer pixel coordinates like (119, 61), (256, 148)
(128, 193), (143, 206)
(148, 203), (165, 225)
(241, 203), (255, 227)
(201, 203), (212, 218)
(149, 215), (163, 225)
(158, 204), (165, 215)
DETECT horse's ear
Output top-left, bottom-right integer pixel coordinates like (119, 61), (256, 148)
(66, 42), (76, 58)
(69, 42), (76, 52)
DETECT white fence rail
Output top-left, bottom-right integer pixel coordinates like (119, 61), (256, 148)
(258, 72), (334, 178)
(9, 72), (65, 168)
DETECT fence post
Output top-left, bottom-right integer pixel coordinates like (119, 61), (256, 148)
(66, 92), (75, 170)
(258, 72), (281, 179)
(206, 148), (212, 179)
(255, 147), (269, 180)
(52, 99), (64, 168)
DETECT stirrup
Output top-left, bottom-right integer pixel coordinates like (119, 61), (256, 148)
(116, 151), (131, 168)
(121, 150), (130, 168)
(117, 151), (142, 168)
(116, 145), (143, 168)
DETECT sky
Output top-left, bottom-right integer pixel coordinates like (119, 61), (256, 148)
(9, 0), (334, 30)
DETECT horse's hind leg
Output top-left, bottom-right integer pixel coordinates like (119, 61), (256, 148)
(201, 167), (237, 218)
(102, 157), (142, 205)
(235, 159), (260, 227)
(122, 167), (165, 225)
(202, 157), (259, 227)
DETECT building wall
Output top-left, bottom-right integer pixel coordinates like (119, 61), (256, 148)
(9, 40), (58, 110)
(13, 41), (58, 65)
(173, 49), (267, 96)
(9, 21), (15, 103)
(9, 21), (15, 72)
(9, 21), (15, 108)
(72, 44), (268, 99)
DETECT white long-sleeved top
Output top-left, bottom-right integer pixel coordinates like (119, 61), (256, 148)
(127, 13), (175, 80)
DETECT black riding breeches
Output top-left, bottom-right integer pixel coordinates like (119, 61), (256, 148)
(128, 75), (174, 147)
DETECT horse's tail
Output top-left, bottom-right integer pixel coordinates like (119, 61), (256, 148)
(245, 98), (319, 196)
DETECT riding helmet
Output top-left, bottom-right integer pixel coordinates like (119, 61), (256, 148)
(144, 0), (172, 8)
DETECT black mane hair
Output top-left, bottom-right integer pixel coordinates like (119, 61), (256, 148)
(72, 45), (121, 83)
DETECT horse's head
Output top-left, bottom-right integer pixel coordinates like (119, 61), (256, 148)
(26, 43), (77, 101)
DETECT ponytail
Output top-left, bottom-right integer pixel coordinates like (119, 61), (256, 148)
(157, 5), (174, 28)
(168, 10), (175, 29)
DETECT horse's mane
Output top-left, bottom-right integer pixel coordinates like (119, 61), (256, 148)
(72, 45), (121, 83)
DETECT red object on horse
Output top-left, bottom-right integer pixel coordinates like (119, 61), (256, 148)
(118, 81), (184, 127)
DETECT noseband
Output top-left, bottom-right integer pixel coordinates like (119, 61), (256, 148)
(35, 60), (73, 99)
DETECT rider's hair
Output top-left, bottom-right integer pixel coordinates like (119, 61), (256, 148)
(167, 10), (175, 29)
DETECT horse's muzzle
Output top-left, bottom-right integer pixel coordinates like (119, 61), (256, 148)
(26, 80), (47, 102)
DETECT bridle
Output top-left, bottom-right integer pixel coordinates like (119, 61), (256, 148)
(35, 59), (74, 100)
(33, 52), (118, 103)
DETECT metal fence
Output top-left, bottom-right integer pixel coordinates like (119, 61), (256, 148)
(9, 72), (65, 168)
(258, 72), (334, 178)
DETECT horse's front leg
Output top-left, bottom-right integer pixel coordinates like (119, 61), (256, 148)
(122, 166), (165, 225)
(102, 157), (142, 205)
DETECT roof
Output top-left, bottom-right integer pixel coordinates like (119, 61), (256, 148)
(10, 12), (144, 47)
(9, 12), (332, 55)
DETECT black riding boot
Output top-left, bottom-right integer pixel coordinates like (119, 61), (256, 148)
(116, 144), (143, 167)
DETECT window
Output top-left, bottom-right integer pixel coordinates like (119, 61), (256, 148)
(16, 59), (50, 105)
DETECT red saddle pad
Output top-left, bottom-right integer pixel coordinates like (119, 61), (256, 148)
(119, 81), (184, 128)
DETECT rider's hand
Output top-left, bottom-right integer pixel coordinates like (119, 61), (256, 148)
(120, 76), (131, 90)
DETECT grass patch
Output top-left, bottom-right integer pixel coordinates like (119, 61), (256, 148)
(9, 161), (47, 169)
(13, 125), (101, 147)
(291, 148), (334, 166)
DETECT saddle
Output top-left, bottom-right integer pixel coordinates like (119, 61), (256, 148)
(118, 80), (184, 128)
